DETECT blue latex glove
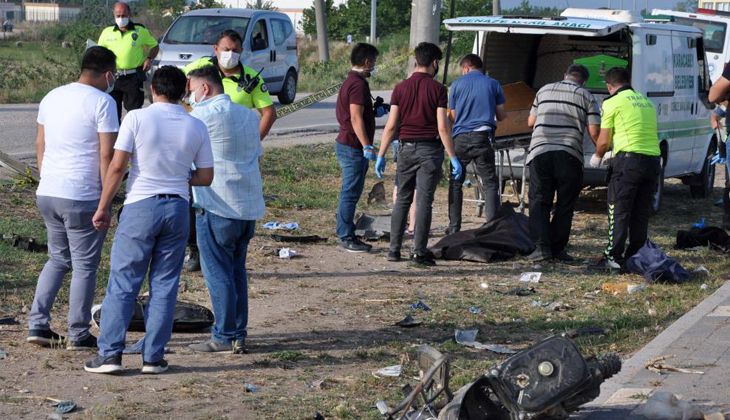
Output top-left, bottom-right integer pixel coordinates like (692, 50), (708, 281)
(375, 105), (388, 118)
(710, 151), (726, 165)
(363, 145), (377, 161)
(693, 217), (706, 229)
(450, 157), (462, 180)
(375, 156), (386, 178)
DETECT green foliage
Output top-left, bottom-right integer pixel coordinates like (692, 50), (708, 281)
(302, 0), (411, 41)
(244, 0), (278, 11)
(190, 0), (225, 11)
(675, 0), (699, 12)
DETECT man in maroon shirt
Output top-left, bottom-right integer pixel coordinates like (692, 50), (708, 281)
(335, 43), (379, 252)
(375, 42), (462, 266)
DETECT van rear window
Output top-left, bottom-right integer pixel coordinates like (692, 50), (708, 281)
(164, 16), (251, 45)
(672, 17), (726, 53)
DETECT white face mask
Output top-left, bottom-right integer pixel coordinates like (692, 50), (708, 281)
(218, 51), (241, 69)
(105, 72), (116, 94)
(115, 17), (129, 28)
(188, 86), (206, 108)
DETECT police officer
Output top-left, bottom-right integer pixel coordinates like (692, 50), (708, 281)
(184, 29), (277, 140)
(589, 67), (661, 271)
(98, 2), (158, 123)
(182, 29), (277, 272)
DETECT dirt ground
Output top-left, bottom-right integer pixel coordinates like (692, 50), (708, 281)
(1, 145), (729, 420)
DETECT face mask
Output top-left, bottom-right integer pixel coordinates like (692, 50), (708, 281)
(105, 72), (116, 94)
(433, 62), (440, 77)
(115, 17), (129, 28)
(219, 51), (241, 69)
(188, 86), (206, 108)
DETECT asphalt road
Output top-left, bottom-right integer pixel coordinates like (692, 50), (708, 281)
(0, 90), (393, 158)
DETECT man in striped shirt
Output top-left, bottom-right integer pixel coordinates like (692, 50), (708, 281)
(526, 64), (600, 262)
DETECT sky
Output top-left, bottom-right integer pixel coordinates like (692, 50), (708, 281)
(501, 0), (681, 12)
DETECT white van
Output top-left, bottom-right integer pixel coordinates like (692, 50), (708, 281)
(650, 8), (730, 83)
(444, 8), (718, 212)
(154, 8), (299, 104)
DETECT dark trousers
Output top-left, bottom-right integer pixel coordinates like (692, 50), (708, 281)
(528, 151), (583, 256)
(390, 141), (443, 256)
(448, 131), (499, 230)
(188, 192), (198, 253)
(110, 73), (145, 123)
(605, 153), (661, 262)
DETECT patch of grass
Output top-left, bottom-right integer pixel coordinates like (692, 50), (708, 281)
(270, 350), (307, 362)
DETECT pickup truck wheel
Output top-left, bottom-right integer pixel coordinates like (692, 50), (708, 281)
(277, 70), (297, 105)
(652, 155), (665, 215)
(689, 144), (717, 199)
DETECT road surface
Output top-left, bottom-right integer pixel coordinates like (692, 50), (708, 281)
(0, 90), (393, 159)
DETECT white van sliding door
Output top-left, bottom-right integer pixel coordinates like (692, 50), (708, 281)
(670, 33), (702, 174)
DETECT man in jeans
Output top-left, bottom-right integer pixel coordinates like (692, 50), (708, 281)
(527, 64), (600, 262)
(184, 66), (265, 354)
(375, 42), (462, 266)
(84, 66), (214, 374)
(334, 43), (379, 252)
(28, 46), (119, 350)
(446, 53), (507, 235)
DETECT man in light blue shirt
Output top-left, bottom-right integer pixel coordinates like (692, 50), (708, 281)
(186, 66), (265, 354)
(446, 54), (507, 235)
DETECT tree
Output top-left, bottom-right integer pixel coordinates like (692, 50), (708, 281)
(245, 0), (279, 11)
(302, 0), (410, 41)
(190, 0), (225, 10)
(676, 0), (699, 12)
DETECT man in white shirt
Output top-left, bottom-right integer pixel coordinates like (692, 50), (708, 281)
(184, 66), (265, 354)
(27, 46), (119, 351)
(84, 66), (214, 375)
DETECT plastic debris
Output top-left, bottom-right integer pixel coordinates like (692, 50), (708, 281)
(479, 282), (489, 289)
(375, 365), (402, 377)
(468, 307), (482, 314)
(307, 379), (329, 390)
(367, 181), (387, 205)
(244, 383), (258, 392)
(627, 284), (648, 294)
(47, 414), (62, 420)
(279, 248), (297, 259)
(694, 266), (710, 274)
(700, 284), (709, 291)
(394, 315), (422, 328)
(0, 316), (18, 325)
(635, 391), (701, 420)
(313, 412), (326, 420)
(409, 300), (431, 311)
(603, 282), (645, 294)
(702, 413), (725, 420)
(50, 400), (77, 414)
(271, 234), (327, 243)
(0, 349), (6, 359)
(519, 272), (542, 283)
(495, 286), (536, 296)
(584, 290), (601, 299)
(645, 355), (705, 375)
(454, 329), (517, 354)
(262, 222), (299, 231)
(693, 217), (706, 229)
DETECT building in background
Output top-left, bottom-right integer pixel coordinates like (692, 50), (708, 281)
(702, 1), (730, 12)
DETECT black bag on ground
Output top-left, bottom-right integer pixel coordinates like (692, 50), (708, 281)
(92, 297), (214, 332)
(430, 203), (534, 263)
(675, 227), (730, 253)
(626, 239), (690, 284)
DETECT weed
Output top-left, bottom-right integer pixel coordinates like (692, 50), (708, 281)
(270, 350), (306, 362)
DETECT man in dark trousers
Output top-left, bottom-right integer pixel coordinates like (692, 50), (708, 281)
(334, 43), (379, 252)
(709, 65), (730, 230)
(589, 67), (661, 270)
(375, 42), (462, 266)
(526, 64), (600, 262)
(446, 53), (507, 235)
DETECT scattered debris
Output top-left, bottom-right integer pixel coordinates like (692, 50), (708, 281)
(700, 284), (709, 291)
(0, 349), (7, 359)
(648, 308), (657, 317)
(262, 222), (299, 231)
(693, 217), (706, 229)
(584, 290), (601, 299)
(532, 300), (572, 311)
(47, 414), (62, 420)
(468, 307), (482, 314)
(694, 266), (710, 275)
(635, 392), (701, 420)
(50, 400), (77, 414)
(0, 317), (18, 325)
(278, 248), (297, 259)
(519, 272), (542, 283)
(454, 329), (517, 354)
(409, 300), (431, 311)
(702, 413), (725, 420)
(354, 213), (391, 240)
(271, 234), (327, 243)
(628, 284), (648, 294)
(375, 365), (402, 377)
(367, 181), (387, 205)
(603, 282), (646, 294)
(313, 412), (326, 420)
(1, 234), (48, 253)
(645, 355), (704, 375)
(244, 383), (258, 392)
(307, 380), (329, 390)
(394, 315), (422, 328)
(479, 282), (489, 289)
(495, 286), (536, 296)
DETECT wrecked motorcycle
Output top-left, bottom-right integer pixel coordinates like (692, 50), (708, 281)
(376, 330), (621, 420)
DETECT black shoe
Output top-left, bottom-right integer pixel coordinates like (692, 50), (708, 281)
(387, 251), (401, 262)
(587, 256), (621, 272)
(84, 354), (123, 374)
(185, 249), (201, 272)
(142, 359), (169, 374)
(445, 227), (459, 236)
(233, 341), (249, 354)
(723, 217), (730, 231)
(553, 250), (575, 262)
(526, 249), (551, 262)
(410, 253), (436, 267)
(337, 237), (372, 253)
(27, 329), (65, 347)
(67, 334), (98, 351)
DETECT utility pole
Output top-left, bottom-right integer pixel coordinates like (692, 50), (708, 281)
(314, 0), (329, 62)
(493, 0), (500, 15)
(370, 0), (376, 44)
(408, 0), (442, 69)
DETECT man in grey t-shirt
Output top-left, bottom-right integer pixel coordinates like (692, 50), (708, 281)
(526, 64), (600, 262)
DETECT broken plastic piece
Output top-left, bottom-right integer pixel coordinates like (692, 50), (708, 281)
(0, 349), (6, 359)
(375, 365), (402, 377)
(410, 300), (431, 311)
(244, 383), (258, 392)
(694, 266), (710, 274)
(479, 282), (489, 289)
(50, 400), (77, 414)
(307, 379), (328, 390)
(367, 181), (387, 205)
(394, 315), (422, 328)
(279, 248), (297, 259)
(635, 391), (701, 420)
(468, 307), (482, 314)
(0, 316), (18, 325)
(262, 222), (299, 231)
(454, 329), (517, 354)
(627, 284), (647, 294)
(701, 284), (709, 291)
(519, 272), (542, 283)
(495, 286), (536, 296)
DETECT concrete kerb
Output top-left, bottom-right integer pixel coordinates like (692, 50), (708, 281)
(269, 123), (386, 137)
(587, 278), (730, 408)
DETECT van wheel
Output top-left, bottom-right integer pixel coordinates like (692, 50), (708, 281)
(277, 70), (297, 104)
(652, 155), (665, 215)
(689, 143), (717, 199)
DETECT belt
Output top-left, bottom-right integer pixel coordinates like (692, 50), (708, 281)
(616, 151), (660, 160)
(401, 137), (440, 143)
(117, 68), (139, 76)
(156, 194), (181, 199)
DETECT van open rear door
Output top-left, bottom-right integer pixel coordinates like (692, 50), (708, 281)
(443, 16), (627, 37)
